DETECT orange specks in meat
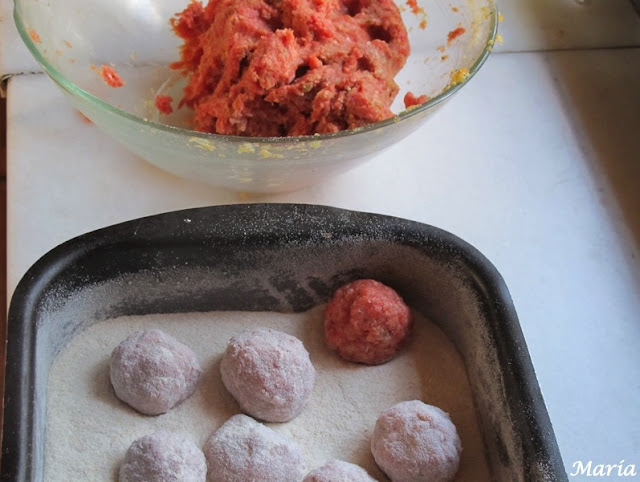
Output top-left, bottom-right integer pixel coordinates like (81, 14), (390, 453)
(97, 65), (125, 88)
(403, 92), (429, 108)
(447, 26), (466, 44)
(155, 95), (174, 115)
(28, 28), (41, 44)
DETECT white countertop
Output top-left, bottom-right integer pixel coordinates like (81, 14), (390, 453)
(3, 0), (640, 478)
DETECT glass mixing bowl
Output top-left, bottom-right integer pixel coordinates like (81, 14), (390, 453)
(14, 0), (497, 193)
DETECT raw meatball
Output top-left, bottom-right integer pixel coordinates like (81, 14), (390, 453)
(110, 329), (201, 415)
(220, 328), (315, 422)
(119, 431), (206, 482)
(324, 279), (412, 365)
(304, 460), (378, 481)
(370, 400), (462, 482)
(204, 414), (305, 481)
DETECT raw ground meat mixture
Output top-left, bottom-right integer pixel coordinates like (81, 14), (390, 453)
(324, 279), (412, 365)
(170, 0), (411, 136)
(155, 95), (174, 115)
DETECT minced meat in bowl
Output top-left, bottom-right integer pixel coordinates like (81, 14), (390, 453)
(14, 0), (497, 192)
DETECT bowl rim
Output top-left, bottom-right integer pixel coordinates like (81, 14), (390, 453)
(13, 0), (498, 144)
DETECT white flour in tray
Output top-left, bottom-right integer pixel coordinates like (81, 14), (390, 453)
(45, 306), (491, 481)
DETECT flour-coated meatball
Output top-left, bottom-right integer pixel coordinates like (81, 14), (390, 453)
(110, 329), (201, 415)
(119, 431), (206, 482)
(324, 279), (412, 365)
(371, 400), (461, 482)
(204, 414), (305, 482)
(304, 459), (378, 481)
(220, 328), (315, 422)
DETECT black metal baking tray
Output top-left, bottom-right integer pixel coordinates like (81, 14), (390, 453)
(2, 204), (567, 481)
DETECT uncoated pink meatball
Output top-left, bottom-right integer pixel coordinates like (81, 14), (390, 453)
(110, 329), (201, 415)
(204, 414), (305, 482)
(119, 431), (206, 482)
(304, 460), (378, 481)
(220, 328), (315, 422)
(324, 279), (412, 365)
(371, 400), (462, 482)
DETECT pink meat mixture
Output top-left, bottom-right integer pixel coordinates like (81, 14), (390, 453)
(171, 0), (411, 136)
(324, 279), (412, 365)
